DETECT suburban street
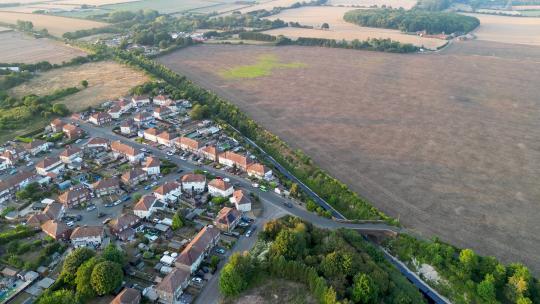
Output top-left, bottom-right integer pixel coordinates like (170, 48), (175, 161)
(72, 119), (448, 304)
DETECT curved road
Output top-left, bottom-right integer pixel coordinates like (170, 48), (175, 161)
(74, 119), (449, 304)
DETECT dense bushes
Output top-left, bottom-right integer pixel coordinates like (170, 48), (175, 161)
(387, 235), (540, 304)
(239, 31), (418, 53)
(220, 216), (425, 303)
(239, 31), (276, 41)
(344, 8), (480, 34)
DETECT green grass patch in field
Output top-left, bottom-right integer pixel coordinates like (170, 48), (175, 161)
(219, 54), (306, 79)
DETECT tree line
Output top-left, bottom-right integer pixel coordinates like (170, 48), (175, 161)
(219, 216), (426, 303)
(344, 8), (480, 34)
(239, 32), (419, 53)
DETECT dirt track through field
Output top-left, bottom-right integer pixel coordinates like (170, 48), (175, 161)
(158, 41), (540, 274)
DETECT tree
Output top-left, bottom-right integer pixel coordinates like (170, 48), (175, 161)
(289, 183), (299, 197)
(271, 229), (306, 260)
(219, 252), (253, 296)
(477, 274), (497, 304)
(351, 273), (378, 304)
(37, 289), (78, 304)
(102, 244), (126, 266)
(321, 23), (330, 29)
(81, 80), (88, 88)
(61, 247), (95, 283)
(91, 261), (123, 295)
(52, 103), (69, 116)
(459, 248), (478, 278)
(172, 212), (184, 230)
(75, 257), (102, 300)
(190, 104), (210, 120)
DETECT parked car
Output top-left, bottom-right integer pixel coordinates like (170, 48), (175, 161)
(66, 221), (75, 227)
(245, 230), (252, 237)
(113, 200), (122, 206)
(192, 277), (203, 284)
(144, 185), (151, 190)
(102, 218), (112, 225)
(215, 248), (225, 254)
(104, 203), (113, 208)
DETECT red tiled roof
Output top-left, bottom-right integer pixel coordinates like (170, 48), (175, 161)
(111, 287), (141, 304)
(181, 173), (205, 183)
(144, 157), (160, 168)
(35, 156), (61, 169)
(154, 182), (181, 195)
(176, 137), (200, 150)
(208, 179), (231, 191)
(70, 226), (103, 239)
(133, 195), (155, 211)
(156, 268), (189, 294)
(111, 141), (141, 157)
(233, 189), (251, 205)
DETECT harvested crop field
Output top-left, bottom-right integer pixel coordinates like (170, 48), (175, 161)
(0, 11), (107, 37)
(264, 7), (446, 49)
(463, 13), (540, 46)
(10, 61), (149, 111)
(159, 42), (540, 273)
(327, 0), (417, 9)
(0, 31), (86, 64)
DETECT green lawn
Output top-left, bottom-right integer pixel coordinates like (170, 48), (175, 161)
(219, 54), (306, 79)
(101, 0), (229, 14)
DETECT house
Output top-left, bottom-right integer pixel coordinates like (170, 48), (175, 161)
(111, 141), (144, 163)
(86, 137), (109, 150)
(247, 163), (273, 180)
(133, 195), (157, 219)
(154, 182), (182, 202)
(58, 185), (91, 208)
(181, 173), (206, 193)
(41, 220), (71, 240)
(117, 98), (133, 112)
(153, 106), (172, 120)
(231, 189), (251, 212)
(218, 151), (251, 170)
(133, 112), (152, 124)
(214, 207), (241, 232)
(143, 128), (159, 142)
(132, 95), (150, 107)
(59, 146), (82, 164)
(89, 112), (112, 126)
(152, 95), (172, 106)
(24, 139), (50, 156)
(155, 268), (190, 304)
(43, 202), (65, 220)
(157, 131), (175, 147)
(142, 157), (160, 175)
(109, 213), (141, 241)
(108, 106), (122, 119)
(120, 119), (136, 135)
(62, 124), (83, 139)
(111, 288), (141, 304)
(121, 168), (147, 186)
(50, 118), (65, 132)
(175, 137), (200, 153)
(35, 157), (64, 176)
(200, 146), (218, 161)
(92, 177), (120, 197)
(70, 226), (104, 248)
(208, 179), (233, 197)
(175, 226), (220, 274)
(27, 213), (50, 229)
(0, 171), (36, 203)
(1, 147), (27, 165)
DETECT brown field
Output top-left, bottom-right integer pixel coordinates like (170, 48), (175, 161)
(327, 0), (417, 9)
(158, 42), (540, 274)
(0, 3), (81, 13)
(0, 31), (87, 64)
(264, 6), (447, 49)
(233, 0), (309, 14)
(54, 0), (140, 5)
(0, 11), (107, 37)
(10, 61), (149, 111)
(463, 13), (540, 46)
